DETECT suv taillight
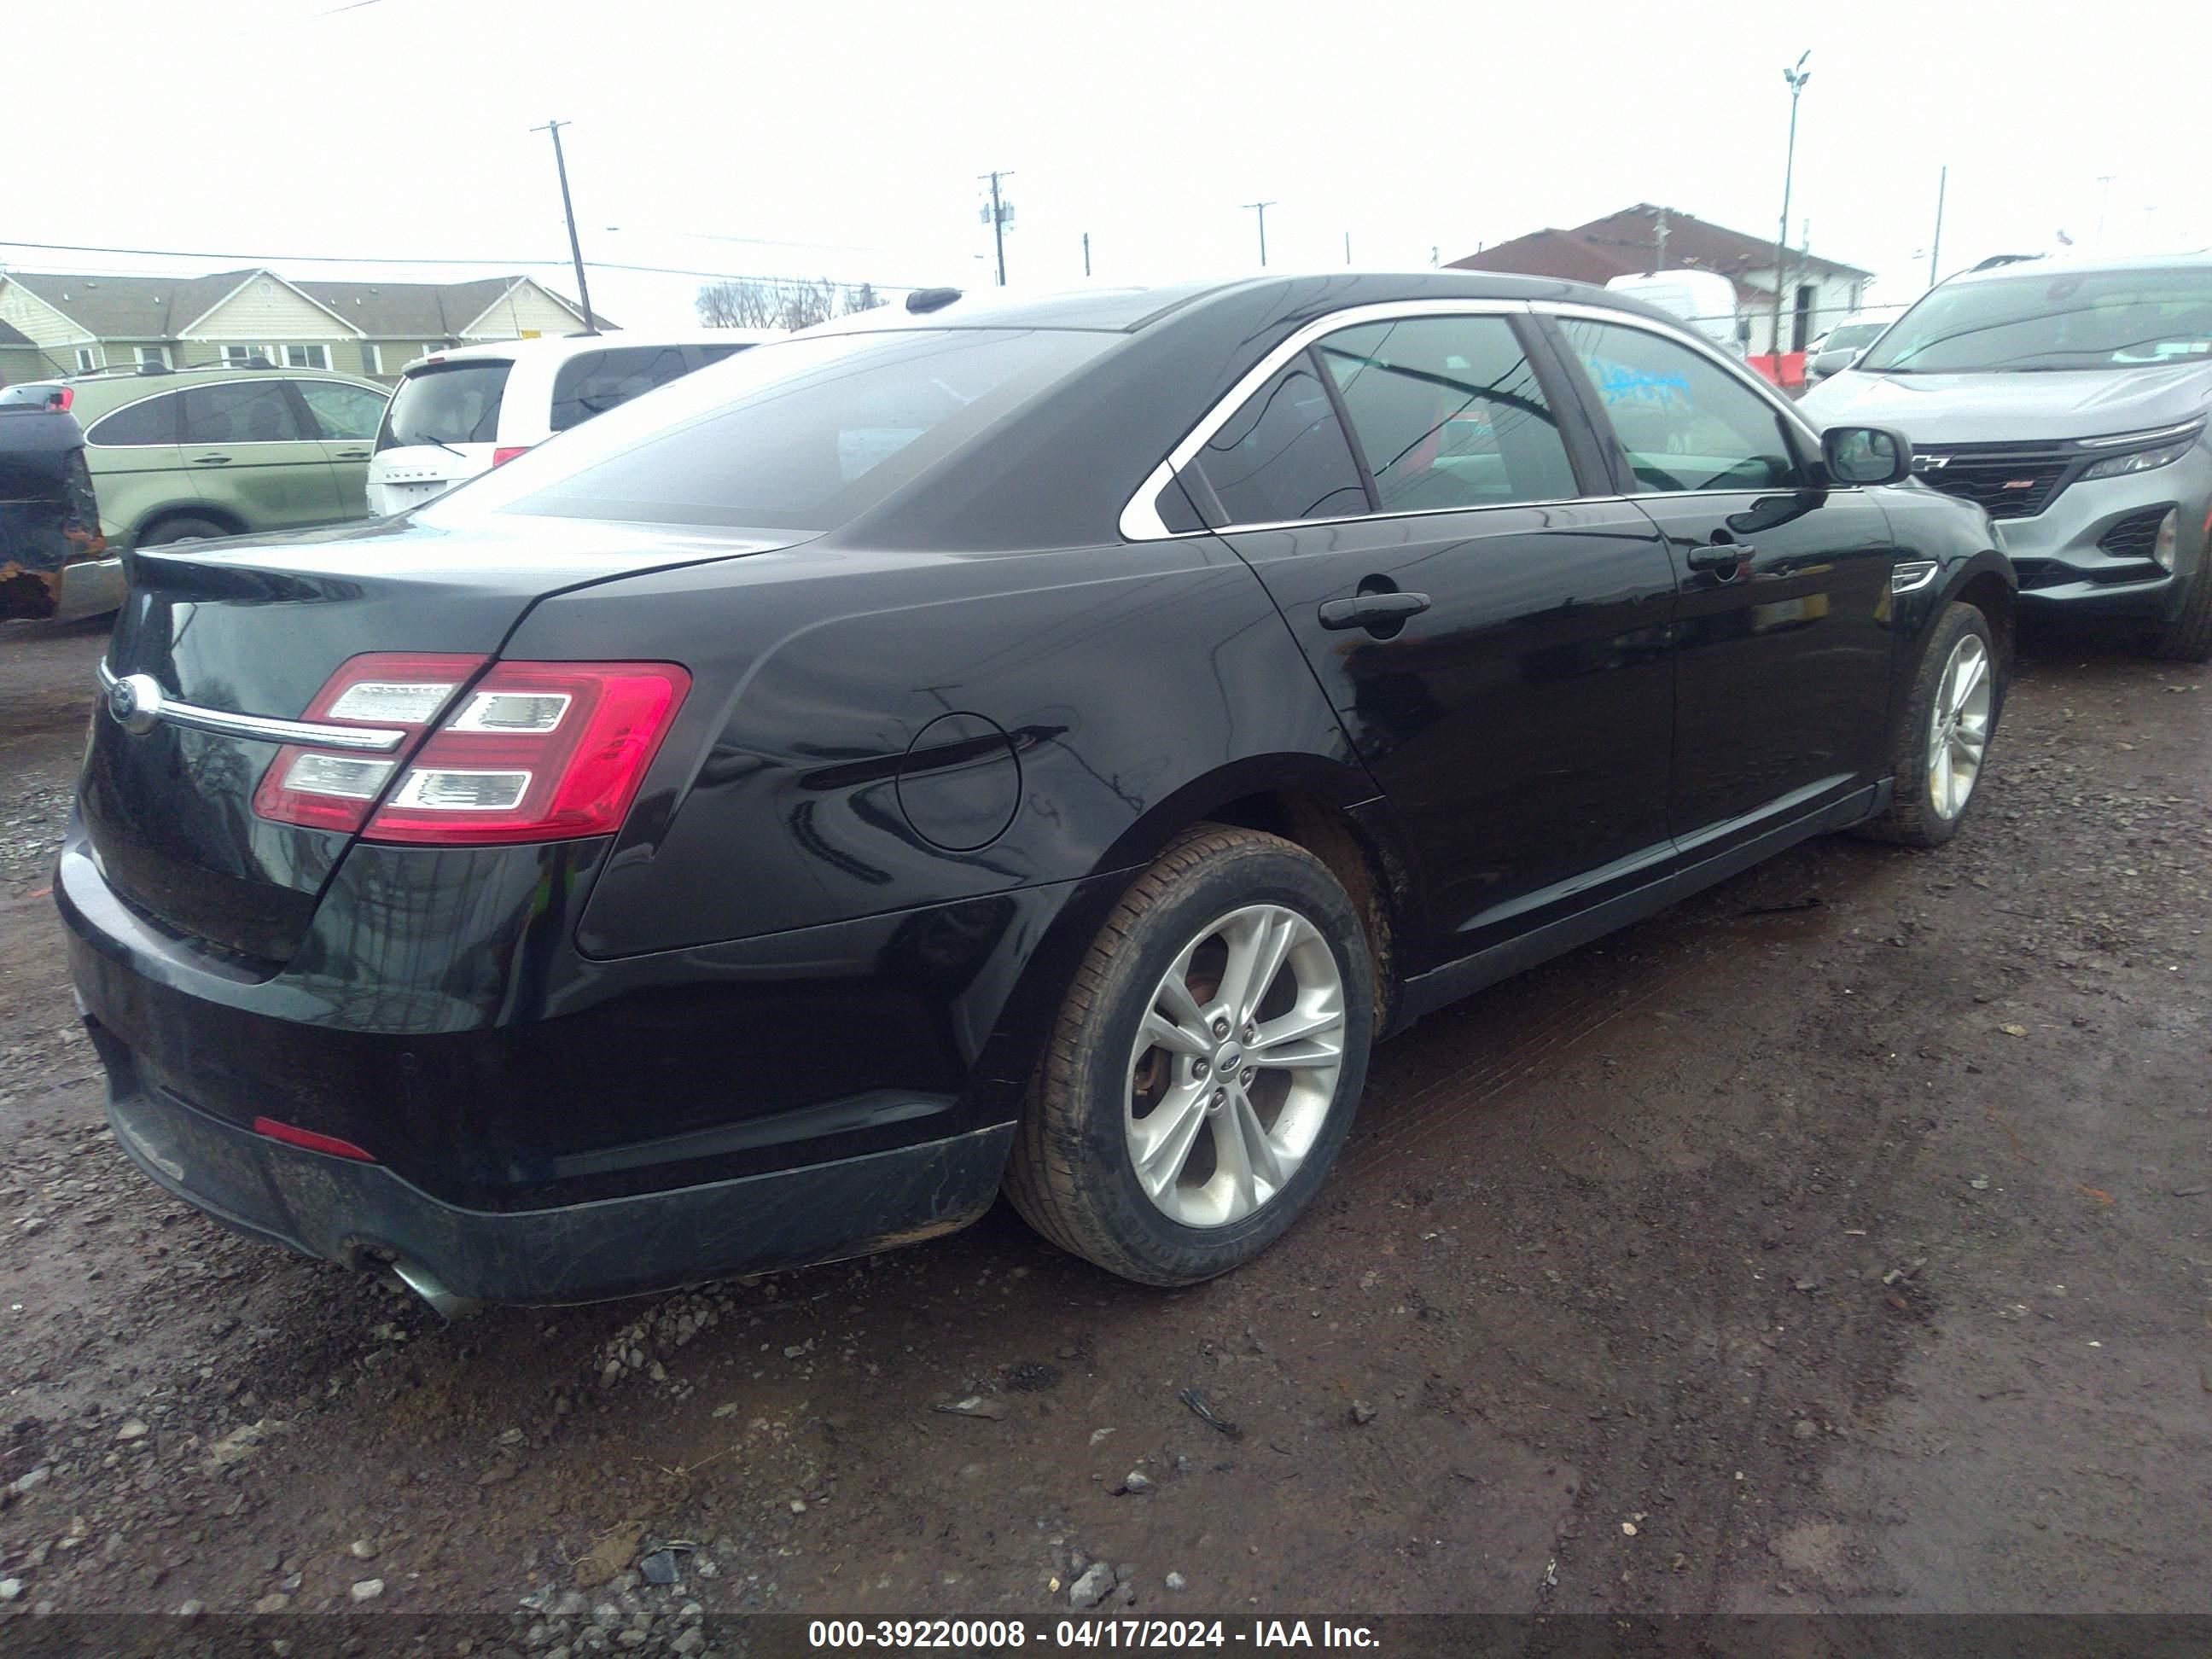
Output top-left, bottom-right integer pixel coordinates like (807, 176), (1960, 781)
(254, 658), (690, 844)
(492, 445), (530, 467)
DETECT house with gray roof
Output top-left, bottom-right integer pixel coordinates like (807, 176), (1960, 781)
(0, 269), (608, 384)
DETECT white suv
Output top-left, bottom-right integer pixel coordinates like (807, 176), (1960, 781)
(365, 330), (772, 515)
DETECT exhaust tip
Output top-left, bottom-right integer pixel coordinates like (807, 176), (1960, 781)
(389, 1258), (485, 1322)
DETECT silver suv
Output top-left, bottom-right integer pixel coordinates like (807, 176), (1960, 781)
(1802, 253), (2212, 660)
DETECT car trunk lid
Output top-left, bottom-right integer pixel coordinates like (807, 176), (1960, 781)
(79, 514), (790, 964)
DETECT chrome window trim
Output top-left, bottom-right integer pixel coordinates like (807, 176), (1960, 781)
(96, 661), (408, 752)
(1118, 298), (1534, 541)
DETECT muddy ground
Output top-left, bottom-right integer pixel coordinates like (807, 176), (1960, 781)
(1, 612), (2207, 1639)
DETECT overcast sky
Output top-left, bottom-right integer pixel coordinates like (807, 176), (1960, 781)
(10, 0), (2209, 332)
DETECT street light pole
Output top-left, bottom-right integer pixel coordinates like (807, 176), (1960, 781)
(1243, 201), (1277, 268)
(1771, 52), (1810, 358)
(531, 119), (597, 333)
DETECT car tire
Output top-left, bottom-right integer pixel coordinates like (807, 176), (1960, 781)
(1005, 825), (1376, 1286)
(137, 516), (232, 547)
(2145, 563), (2212, 662)
(1855, 601), (2002, 848)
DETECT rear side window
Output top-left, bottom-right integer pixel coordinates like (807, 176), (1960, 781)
(1318, 315), (1577, 511)
(549, 346), (696, 433)
(1556, 319), (1801, 493)
(377, 361), (510, 451)
(1194, 358), (1368, 527)
(87, 393), (183, 447)
(180, 381), (309, 445)
(694, 343), (750, 367)
(295, 380), (388, 442)
(441, 328), (1113, 533)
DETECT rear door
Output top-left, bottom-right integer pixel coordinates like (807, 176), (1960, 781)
(178, 378), (346, 533)
(1187, 306), (1679, 961)
(1542, 311), (1896, 855)
(78, 390), (192, 547)
(293, 378), (390, 520)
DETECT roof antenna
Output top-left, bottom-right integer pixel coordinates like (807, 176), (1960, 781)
(906, 287), (962, 314)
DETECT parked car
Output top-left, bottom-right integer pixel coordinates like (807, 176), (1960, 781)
(3, 364), (391, 552)
(1603, 270), (1746, 357)
(1804, 317), (1889, 381)
(1802, 253), (2212, 660)
(0, 393), (121, 620)
(365, 332), (771, 515)
(61, 273), (2011, 1310)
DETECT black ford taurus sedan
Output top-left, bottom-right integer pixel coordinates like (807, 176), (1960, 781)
(60, 273), (2012, 1308)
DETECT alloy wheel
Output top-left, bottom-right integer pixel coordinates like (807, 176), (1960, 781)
(1928, 632), (1992, 821)
(1123, 904), (1346, 1228)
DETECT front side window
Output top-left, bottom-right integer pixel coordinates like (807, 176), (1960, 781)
(428, 327), (1112, 533)
(1193, 358), (1367, 527)
(180, 381), (309, 445)
(1860, 267), (2212, 373)
(295, 380), (389, 442)
(87, 393), (183, 447)
(1318, 315), (1577, 511)
(1557, 319), (1800, 493)
(549, 346), (696, 432)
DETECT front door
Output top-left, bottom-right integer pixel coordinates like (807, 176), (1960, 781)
(178, 378), (346, 533)
(1545, 315), (1897, 856)
(292, 379), (391, 521)
(1188, 310), (1679, 963)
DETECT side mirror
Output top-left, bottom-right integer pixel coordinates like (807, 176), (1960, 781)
(1810, 346), (1863, 380)
(1823, 426), (1912, 486)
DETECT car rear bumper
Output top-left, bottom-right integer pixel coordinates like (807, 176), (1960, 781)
(92, 1010), (1014, 1306)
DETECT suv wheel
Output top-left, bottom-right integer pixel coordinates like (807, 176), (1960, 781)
(138, 515), (231, 547)
(2145, 564), (2212, 662)
(1005, 826), (1376, 1285)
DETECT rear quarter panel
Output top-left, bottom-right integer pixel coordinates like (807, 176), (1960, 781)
(504, 536), (1376, 959)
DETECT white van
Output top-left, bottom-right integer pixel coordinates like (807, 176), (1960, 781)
(1602, 271), (1745, 358)
(365, 330), (774, 515)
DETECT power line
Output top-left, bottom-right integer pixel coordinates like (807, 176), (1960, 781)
(0, 238), (928, 290)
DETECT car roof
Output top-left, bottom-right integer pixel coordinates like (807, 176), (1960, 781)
(30, 364), (387, 412)
(800, 270), (1661, 339)
(1943, 249), (2212, 287)
(399, 330), (778, 372)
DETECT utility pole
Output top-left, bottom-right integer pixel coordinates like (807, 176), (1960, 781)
(1243, 201), (1276, 268)
(2097, 173), (2115, 237)
(1772, 51), (1811, 357)
(978, 171), (1016, 286)
(1082, 232), (1091, 278)
(531, 119), (597, 332)
(1344, 230), (1352, 266)
(1930, 165), (1947, 287)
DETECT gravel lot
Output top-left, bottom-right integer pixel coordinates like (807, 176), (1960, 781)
(1, 613), (2206, 1638)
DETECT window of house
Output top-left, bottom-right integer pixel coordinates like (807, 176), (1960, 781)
(220, 345), (267, 367)
(135, 346), (171, 370)
(74, 346), (98, 372)
(1318, 316), (1578, 512)
(1556, 318), (1801, 494)
(1192, 358), (1369, 527)
(283, 344), (330, 370)
(181, 380), (310, 444)
(362, 344), (382, 375)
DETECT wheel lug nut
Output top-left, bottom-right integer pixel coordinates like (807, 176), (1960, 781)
(1212, 1017), (1230, 1038)
(1193, 1060), (1208, 1078)
(1211, 1088), (1227, 1107)
(1241, 1068), (1256, 1086)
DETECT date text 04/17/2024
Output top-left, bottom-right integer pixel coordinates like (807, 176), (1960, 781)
(805, 1619), (1383, 1649)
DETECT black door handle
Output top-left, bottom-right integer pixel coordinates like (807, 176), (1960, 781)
(1318, 591), (1432, 631)
(191, 453), (233, 465)
(1685, 542), (1752, 572)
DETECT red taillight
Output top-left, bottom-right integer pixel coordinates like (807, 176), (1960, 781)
(492, 445), (530, 467)
(51, 386), (74, 411)
(253, 1115), (375, 1161)
(364, 661), (689, 845)
(253, 653), (487, 832)
(253, 657), (690, 846)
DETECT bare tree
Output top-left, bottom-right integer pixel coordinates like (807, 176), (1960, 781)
(696, 279), (783, 329)
(698, 276), (890, 332)
(842, 282), (882, 315)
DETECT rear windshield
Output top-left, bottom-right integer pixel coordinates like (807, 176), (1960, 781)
(1860, 267), (2212, 373)
(376, 360), (511, 449)
(0, 383), (67, 409)
(1822, 323), (1886, 352)
(423, 328), (1112, 533)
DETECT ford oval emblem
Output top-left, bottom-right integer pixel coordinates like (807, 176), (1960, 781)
(108, 672), (165, 736)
